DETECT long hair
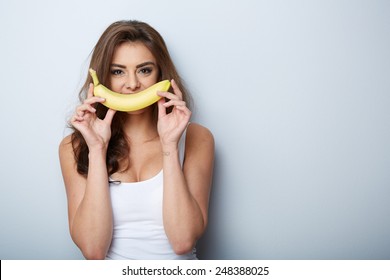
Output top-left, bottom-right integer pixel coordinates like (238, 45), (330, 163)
(70, 20), (192, 176)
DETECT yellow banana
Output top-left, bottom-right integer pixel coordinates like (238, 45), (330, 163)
(89, 68), (170, 112)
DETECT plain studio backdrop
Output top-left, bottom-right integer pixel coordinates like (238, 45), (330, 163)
(0, 0), (389, 260)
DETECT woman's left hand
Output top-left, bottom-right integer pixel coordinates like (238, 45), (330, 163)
(157, 79), (191, 150)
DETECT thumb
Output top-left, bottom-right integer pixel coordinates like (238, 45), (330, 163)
(87, 83), (94, 99)
(157, 97), (166, 119)
(104, 108), (117, 124)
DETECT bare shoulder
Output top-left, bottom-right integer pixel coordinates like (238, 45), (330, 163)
(185, 123), (214, 160)
(59, 134), (74, 160)
(58, 134), (79, 178)
(59, 133), (86, 203)
(183, 123), (214, 208)
(186, 122), (214, 146)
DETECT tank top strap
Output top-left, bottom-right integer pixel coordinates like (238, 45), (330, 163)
(178, 122), (190, 168)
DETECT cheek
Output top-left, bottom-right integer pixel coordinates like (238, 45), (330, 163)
(140, 75), (159, 88)
(108, 79), (122, 91)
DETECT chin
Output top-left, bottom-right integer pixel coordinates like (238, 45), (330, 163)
(126, 106), (152, 115)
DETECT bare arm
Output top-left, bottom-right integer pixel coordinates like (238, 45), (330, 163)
(59, 84), (116, 259)
(157, 80), (215, 254)
(59, 139), (113, 259)
(162, 123), (214, 254)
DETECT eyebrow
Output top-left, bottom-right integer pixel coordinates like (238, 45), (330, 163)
(110, 61), (156, 69)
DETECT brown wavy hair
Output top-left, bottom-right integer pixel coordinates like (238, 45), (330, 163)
(70, 20), (192, 177)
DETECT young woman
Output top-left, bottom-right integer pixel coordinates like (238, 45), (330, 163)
(59, 20), (214, 260)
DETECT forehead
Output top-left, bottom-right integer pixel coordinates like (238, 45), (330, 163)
(112, 41), (156, 66)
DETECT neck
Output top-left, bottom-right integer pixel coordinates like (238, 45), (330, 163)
(122, 109), (159, 145)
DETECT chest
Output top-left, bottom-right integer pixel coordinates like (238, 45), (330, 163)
(109, 171), (164, 225)
(112, 140), (163, 183)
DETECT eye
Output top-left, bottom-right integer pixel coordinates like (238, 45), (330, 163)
(110, 69), (124, 76)
(138, 67), (152, 75)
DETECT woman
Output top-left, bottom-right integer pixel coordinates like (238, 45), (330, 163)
(59, 20), (214, 260)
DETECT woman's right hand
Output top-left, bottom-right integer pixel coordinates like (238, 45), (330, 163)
(71, 83), (116, 151)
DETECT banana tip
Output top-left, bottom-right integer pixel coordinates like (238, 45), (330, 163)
(89, 68), (100, 86)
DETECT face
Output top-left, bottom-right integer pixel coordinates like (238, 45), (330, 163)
(109, 41), (159, 95)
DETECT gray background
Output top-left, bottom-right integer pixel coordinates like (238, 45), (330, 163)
(0, 0), (389, 259)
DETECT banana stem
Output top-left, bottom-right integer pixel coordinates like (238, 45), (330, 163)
(89, 68), (100, 86)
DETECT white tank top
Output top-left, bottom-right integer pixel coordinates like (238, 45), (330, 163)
(105, 127), (197, 260)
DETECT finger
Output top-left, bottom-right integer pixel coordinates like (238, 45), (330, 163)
(87, 83), (94, 99)
(173, 104), (192, 116)
(104, 108), (116, 124)
(83, 96), (105, 105)
(71, 115), (84, 122)
(76, 103), (96, 115)
(157, 90), (180, 101)
(76, 111), (84, 118)
(163, 100), (186, 108)
(157, 98), (167, 118)
(171, 79), (183, 100)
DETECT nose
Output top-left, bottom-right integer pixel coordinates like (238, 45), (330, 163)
(125, 74), (140, 91)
